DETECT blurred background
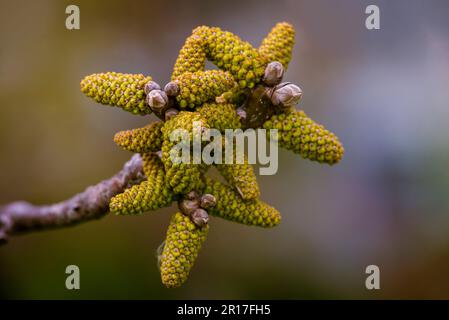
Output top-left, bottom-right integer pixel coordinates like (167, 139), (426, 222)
(1, 0), (449, 299)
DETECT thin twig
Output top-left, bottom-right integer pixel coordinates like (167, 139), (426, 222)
(0, 154), (145, 245)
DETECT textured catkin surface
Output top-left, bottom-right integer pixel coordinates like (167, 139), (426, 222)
(197, 102), (242, 132)
(113, 121), (164, 153)
(160, 212), (209, 288)
(172, 34), (206, 80)
(109, 154), (173, 215)
(174, 70), (236, 109)
(161, 111), (209, 194)
(192, 26), (268, 89)
(263, 108), (344, 164)
(80, 72), (152, 115)
(216, 158), (260, 200)
(204, 178), (280, 227)
(259, 22), (295, 69)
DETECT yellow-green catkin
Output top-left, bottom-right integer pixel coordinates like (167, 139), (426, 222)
(197, 102), (242, 132)
(141, 152), (163, 179)
(216, 158), (260, 200)
(192, 26), (267, 89)
(161, 111), (209, 194)
(263, 109), (344, 164)
(80, 72), (152, 115)
(174, 70), (236, 109)
(259, 22), (295, 69)
(204, 178), (280, 227)
(160, 212), (209, 288)
(113, 121), (164, 153)
(109, 154), (173, 215)
(172, 34), (206, 80)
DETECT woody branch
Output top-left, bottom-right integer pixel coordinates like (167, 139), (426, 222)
(0, 154), (145, 245)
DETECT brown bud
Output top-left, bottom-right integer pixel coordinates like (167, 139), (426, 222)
(144, 81), (161, 94)
(164, 108), (179, 121)
(178, 199), (199, 216)
(262, 61), (284, 86)
(200, 194), (216, 209)
(164, 81), (180, 97)
(270, 82), (302, 108)
(191, 208), (209, 227)
(185, 191), (199, 200)
(146, 89), (168, 111)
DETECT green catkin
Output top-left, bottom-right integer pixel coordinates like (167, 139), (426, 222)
(109, 154), (173, 215)
(161, 111), (209, 194)
(172, 34), (206, 80)
(174, 70), (236, 109)
(141, 152), (163, 179)
(80, 72), (152, 115)
(197, 102), (242, 132)
(263, 109), (344, 164)
(204, 178), (280, 227)
(216, 158), (260, 200)
(192, 26), (267, 89)
(259, 22), (295, 69)
(113, 121), (164, 153)
(160, 212), (209, 288)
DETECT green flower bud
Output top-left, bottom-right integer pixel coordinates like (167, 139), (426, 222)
(263, 109), (344, 164)
(174, 70), (236, 109)
(80, 72), (152, 115)
(160, 212), (209, 288)
(113, 121), (164, 153)
(259, 22), (295, 69)
(172, 34), (206, 80)
(203, 178), (281, 228)
(197, 102), (242, 132)
(192, 26), (267, 89)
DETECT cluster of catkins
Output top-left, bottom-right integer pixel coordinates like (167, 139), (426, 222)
(80, 22), (344, 288)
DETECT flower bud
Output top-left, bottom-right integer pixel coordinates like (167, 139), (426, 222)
(191, 208), (209, 227)
(164, 81), (180, 97)
(178, 199), (200, 216)
(144, 81), (161, 94)
(270, 82), (302, 108)
(186, 191), (199, 200)
(147, 89), (169, 111)
(262, 61), (284, 86)
(200, 194), (216, 209)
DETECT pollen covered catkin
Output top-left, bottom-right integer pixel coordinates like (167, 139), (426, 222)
(174, 70), (236, 109)
(216, 159), (260, 200)
(263, 109), (344, 164)
(160, 212), (209, 288)
(197, 102), (242, 132)
(204, 178), (280, 227)
(259, 22), (295, 69)
(161, 111), (209, 194)
(113, 121), (164, 153)
(192, 26), (267, 89)
(80, 72), (152, 115)
(172, 34), (206, 80)
(109, 154), (173, 215)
